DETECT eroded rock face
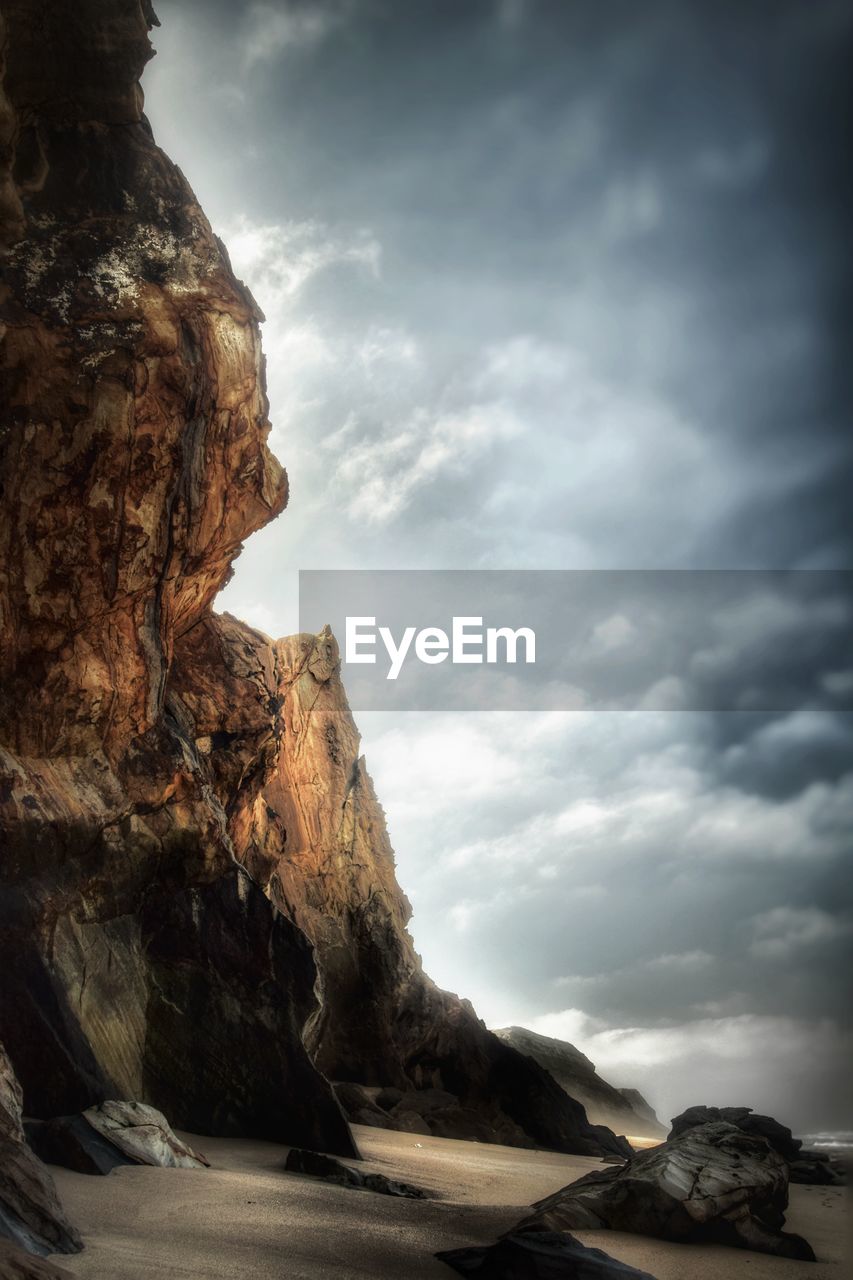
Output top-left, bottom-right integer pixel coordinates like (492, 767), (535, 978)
(0, 1044), (80, 1257)
(198, 627), (631, 1159)
(669, 1105), (801, 1160)
(495, 1027), (666, 1141)
(670, 1106), (846, 1186)
(81, 1101), (208, 1169)
(26, 1102), (209, 1178)
(0, 1), (353, 1160)
(516, 1121), (815, 1261)
(0, 0), (622, 1177)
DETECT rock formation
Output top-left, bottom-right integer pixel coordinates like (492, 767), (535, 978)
(516, 1121), (815, 1261)
(209, 626), (631, 1159)
(436, 1232), (658, 1279)
(670, 1106), (845, 1186)
(284, 1148), (427, 1199)
(28, 1102), (209, 1175)
(0, 16), (626, 1265)
(0, 1044), (80, 1258)
(495, 1027), (666, 1141)
(0, 0), (352, 1161)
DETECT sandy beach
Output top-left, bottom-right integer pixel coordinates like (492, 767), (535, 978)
(51, 1125), (849, 1280)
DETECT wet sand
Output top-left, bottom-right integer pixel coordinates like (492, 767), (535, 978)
(51, 1125), (849, 1279)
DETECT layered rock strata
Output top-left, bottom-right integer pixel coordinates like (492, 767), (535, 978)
(0, 0), (353, 1160)
(0, 0), (625, 1217)
(516, 1121), (815, 1260)
(177, 623), (630, 1158)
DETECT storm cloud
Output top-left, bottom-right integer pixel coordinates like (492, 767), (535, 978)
(145, 0), (852, 1131)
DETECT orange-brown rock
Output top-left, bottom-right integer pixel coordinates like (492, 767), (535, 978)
(169, 622), (631, 1158)
(0, 0), (285, 760)
(0, 0), (353, 1170)
(0, 15), (625, 1263)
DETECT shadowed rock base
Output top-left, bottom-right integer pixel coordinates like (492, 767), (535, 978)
(27, 1102), (209, 1175)
(0, 0), (355, 1163)
(0, 1242), (73, 1280)
(284, 1148), (427, 1199)
(0, 1045), (80, 1258)
(436, 1232), (659, 1279)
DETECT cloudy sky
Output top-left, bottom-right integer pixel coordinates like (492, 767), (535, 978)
(146, 0), (852, 1132)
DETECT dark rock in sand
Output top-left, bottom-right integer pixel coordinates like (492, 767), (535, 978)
(25, 1116), (133, 1178)
(0, 1045), (80, 1258)
(670, 1106), (845, 1184)
(0, 1242), (74, 1280)
(516, 1121), (815, 1261)
(669, 1105), (801, 1161)
(284, 1148), (427, 1198)
(789, 1152), (846, 1186)
(436, 1231), (658, 1278)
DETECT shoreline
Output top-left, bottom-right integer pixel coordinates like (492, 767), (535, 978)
(50, 1125), (849, 1280)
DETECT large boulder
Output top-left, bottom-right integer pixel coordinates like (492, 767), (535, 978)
(516, 1121), (815, 1261)
(669, 1105), (845, 1185)
(28, 1101), (208, 1175)
(25, 1116), (133, 1178)
(436, 1232), (658, 1278)
(0, 1044), (80, 1258)
(669, 1105), (801, 1161)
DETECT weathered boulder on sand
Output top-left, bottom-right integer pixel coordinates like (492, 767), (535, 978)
(436, 1232), (658, 1279)
(670, 1105), (845, 1185)
(28, 1101), (208, 1175)
(670, 1105), (801, 1160)
(516, 1121), (815, 1261)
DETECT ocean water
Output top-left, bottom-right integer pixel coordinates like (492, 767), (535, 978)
(798, 1132), (853, 1160)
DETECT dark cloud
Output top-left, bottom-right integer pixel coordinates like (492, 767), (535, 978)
(144, 1), (853, 1131)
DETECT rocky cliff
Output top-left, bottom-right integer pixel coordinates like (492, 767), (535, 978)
(495, 1027), (666, 1141)
(203, 627), (631, 1157)
(0, 0), (352, 1159)
(0, 10), (625, 1256)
